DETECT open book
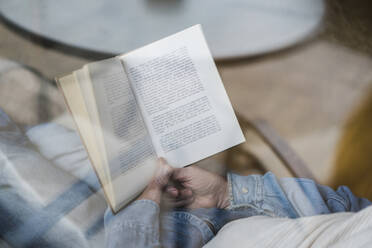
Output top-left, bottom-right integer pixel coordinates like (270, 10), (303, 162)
(57, 25), (245, 213)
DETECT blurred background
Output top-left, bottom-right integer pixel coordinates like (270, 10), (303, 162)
(0, 0), (372, 246)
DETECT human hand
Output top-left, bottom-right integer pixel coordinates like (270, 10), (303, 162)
(168, 166), (230, 209)
(137, 158), (174, 204)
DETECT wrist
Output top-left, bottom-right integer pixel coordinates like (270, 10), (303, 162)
(138, 184), (162, 204)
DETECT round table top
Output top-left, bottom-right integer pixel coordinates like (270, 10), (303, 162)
(0, 0), (324, 60)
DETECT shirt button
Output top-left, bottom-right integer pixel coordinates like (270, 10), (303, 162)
(241, 187), (249, 194)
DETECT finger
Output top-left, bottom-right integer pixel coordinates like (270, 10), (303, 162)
(172, 168), (189, 183)
(178, 188), (193, 198)
(165, 186), (179, 198)
(162, 187), (192, 205)
(153, 158), (174, 188)
(172, 196), (194, 208)
(158, 157), (167, 166)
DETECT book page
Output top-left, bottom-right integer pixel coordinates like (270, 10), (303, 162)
(73, 69), (111, 186)
(121, 25), (245, 168)
(57, 74), (115, 209)
(86, 58), (157, 211)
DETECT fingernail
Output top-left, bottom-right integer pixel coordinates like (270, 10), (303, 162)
(166, 186), (178, 197)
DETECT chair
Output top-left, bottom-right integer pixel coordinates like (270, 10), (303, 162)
(227, 115), (317, 182)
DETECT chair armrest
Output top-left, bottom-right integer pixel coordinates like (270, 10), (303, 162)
(238, 116), (317, 182)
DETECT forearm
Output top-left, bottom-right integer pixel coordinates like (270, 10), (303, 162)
(226, 172), (372, 217)
(226, 172), (274, 214)
(104, 200), (161, 248)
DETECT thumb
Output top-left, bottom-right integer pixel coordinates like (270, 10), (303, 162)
(153, 158), (174, 188)
(172, 167), (194, 186)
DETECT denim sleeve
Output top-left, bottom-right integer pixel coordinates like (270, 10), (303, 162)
(227, 172), (372, 218)
(104, 200), (161, 248)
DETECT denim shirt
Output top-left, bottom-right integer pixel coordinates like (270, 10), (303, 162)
(104, 172), (371, 248)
